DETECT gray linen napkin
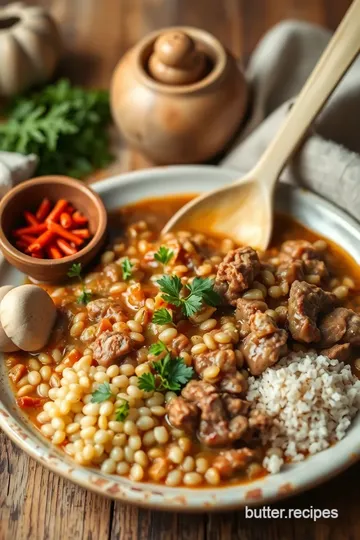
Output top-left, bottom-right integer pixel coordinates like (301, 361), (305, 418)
(221, 20), (360, 221)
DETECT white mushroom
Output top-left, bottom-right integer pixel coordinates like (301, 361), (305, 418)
(0, 285), (19, 352)
(0, 284), (57, 351)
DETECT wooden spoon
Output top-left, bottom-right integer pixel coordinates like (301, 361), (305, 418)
(163, 0), (360, 250)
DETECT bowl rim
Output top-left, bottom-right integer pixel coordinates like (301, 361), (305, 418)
(0, 165), (359, 511)
(0, 175), (108, 267)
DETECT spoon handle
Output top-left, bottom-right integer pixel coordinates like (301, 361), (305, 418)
(250, 0), (360, 187)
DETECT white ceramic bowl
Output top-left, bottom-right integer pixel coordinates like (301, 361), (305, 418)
(0, 165), (359, 511)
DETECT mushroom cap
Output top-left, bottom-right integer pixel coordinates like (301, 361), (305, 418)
(0, 285), (19, 352)
(0, 284), (57, 351)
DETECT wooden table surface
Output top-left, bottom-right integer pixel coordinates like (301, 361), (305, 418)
(1, 1), (359, 539)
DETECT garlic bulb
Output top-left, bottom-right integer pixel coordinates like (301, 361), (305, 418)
(0, 2), (62, 96)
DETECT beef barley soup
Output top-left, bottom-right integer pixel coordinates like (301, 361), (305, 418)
(6, 195), (360, 487)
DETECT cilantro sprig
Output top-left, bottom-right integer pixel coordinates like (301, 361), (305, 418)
(91, 382), (113, 403)
(156, 275), (221, 317)
(138, 345), (194, 393)
(67, 263), (92, 305)
(121, 257), (133, 280)
(154, 246), (174, 265)
(152, 308), (173, 325)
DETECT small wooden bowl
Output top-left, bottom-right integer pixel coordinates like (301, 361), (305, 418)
(0, 176), (107, 283)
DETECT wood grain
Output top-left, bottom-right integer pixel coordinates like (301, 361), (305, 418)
(0, 1), (358, 539)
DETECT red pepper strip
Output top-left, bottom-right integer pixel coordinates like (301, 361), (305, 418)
(17, 396), (46, 408)
(71, 228), (91, 239)
(36, 198), (51, 221)
(46, 199), (68, 224)
(97, 318), (112, 334)
(48, 221), (84, 246)
(56, 238), (77, 256)
(13, 223), (47, 237)
(9, 364), (27, 383)
(60, 212), (73, 229)
(24, 211), (39, 226)
(28, 230), (54, 252)
(47, 244), (63, 259)
(20, 234), (37, 245)
(31, 250), (44, 259)
(63, 349), (82, 367)
(72, 211), (88, 225)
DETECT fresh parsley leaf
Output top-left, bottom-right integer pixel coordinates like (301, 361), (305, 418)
(91, 382), (113, 403)
(154, 246), (174, 265)
(67, 263), (82, 279)
(77, 290), (92, 305)
(138, 372), (156, 392)
(157, 275), (183, 306)
(115, 399), (130, 421)
(152, 353), (194, 392)
(181, 294), (203, 317)
(138, 354), (194, 394)
(121, 258), (133, 280)
(68, 263), (92, 304)
(157, 275), (220, 318)
(159, 356), (194, 391)
(152, 308), (173, 325)
(186, 277), (221, 307)
(149, 341), (168, 356)
(0, 79), (113, 179)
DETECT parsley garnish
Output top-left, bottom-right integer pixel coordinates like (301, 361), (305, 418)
(154, 246), (174, 265)
(157, 275), (221, 317)
(149, 341), (168, 356)
(138, 353), (193, 393)
(67, 263), (92, 305)
(0, 79), (112, 178)
(152, 308), (173, 325)
(91, 382), (114, 403)
(121, 258), (133, 280)
(115, 399), (130, 421)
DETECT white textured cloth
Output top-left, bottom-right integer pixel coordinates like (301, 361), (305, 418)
(0, 151), (38, 197)
(221, 20), (360, 221)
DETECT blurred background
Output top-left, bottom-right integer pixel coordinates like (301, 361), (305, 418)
(0, 0), (351, 88)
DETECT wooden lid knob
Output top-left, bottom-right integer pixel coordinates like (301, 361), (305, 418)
(148, 30), (207, 85)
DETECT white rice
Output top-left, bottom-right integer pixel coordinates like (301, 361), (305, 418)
(247, 352), (360, 474)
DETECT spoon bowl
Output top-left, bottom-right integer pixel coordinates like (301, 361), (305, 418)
(163, 0), (360, 249)
(164, 174), (272, 248)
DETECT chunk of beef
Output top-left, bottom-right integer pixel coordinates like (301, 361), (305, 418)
(281, 240), (322, 261)
(90, 330), (132, 367)
(212, 448), (256, 478)
(278, 241), (328, 284)
(87, 299), (126, 322)
(178, 380), (251, 447)
(235, 298), (268, 337)
(321, 343), (351, 362)
(288, 281), (335, 343)
(215, 247), (261, 305)
(303, 259), (328, 279)
(218, 371), (248, 394)
(193, 349), (236, 378)
(166, 397), (199, 432)
(222, 395), (250, 417)
(319, 307), (360, 347)
(241, 312), (288, 375)
(276, 259), (305, 285)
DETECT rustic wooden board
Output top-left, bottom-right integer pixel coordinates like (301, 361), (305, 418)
(0, 1), (358, 539)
